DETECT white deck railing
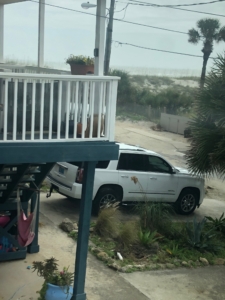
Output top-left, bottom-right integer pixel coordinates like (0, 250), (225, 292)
(0, 73), (119, 142)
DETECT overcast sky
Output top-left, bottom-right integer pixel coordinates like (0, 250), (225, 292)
(3, 0), (225, 74)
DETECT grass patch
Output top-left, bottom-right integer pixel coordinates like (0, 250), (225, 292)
(65, 198), (225, 273)
(85, 206), (225, 272)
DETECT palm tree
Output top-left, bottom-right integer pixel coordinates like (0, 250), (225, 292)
(188, 18), (225, 87)
(186, 55), (225, 177)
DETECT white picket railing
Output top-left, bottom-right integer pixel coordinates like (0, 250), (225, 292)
(0, 73), (119, 142)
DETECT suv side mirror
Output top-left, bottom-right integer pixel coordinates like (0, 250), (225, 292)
(170, 168), (176, 174)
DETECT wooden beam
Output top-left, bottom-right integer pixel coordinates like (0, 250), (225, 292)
(0, 142), (119, 164)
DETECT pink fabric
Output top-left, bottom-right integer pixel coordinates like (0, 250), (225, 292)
(0, 216), (10, 227)
(17, 211), (35, 247)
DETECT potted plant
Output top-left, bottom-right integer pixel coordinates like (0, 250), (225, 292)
(66, 55), (94, 75)
(32, 257), (74, 300)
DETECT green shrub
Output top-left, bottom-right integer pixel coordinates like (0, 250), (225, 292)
(206, 213), (225, 233)
(136, 201), (174, 235)
(185, 217), (220, 253)
(118, 221), (138, 248)
(94, 208), (119, 239)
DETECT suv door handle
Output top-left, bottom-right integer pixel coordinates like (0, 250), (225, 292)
(121, 175), (129, 178)
(150, 177), (157, 180)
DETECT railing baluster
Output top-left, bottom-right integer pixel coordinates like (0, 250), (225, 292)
(73, 81), (79, 139)
(104, 81), (112, 140)
(81, 82), (88, 139)
(109, 80), (118, 141)
(77, 82), (82, 124)
(89, 82), (95, 138)
(22, 79), (27, 141)
(57, 81), (62, 140)
(97, 82), (103, 138)
(31, 81), (36, 140)
(65, 81), (71, 140)
(39, 80), (45, 140)
(3, 79), (8, 141)
(0, 74), (119, 143)
(102, 82), (106, 137)
(12, 79), (18, 141)
(48, 81), (54, 140)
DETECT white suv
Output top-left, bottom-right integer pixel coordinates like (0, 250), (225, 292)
(47, 143), (205, 215)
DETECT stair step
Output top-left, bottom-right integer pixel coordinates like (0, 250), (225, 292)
(0, 171), (17, 175)
(0, 169), (41, 176)
(0, 186), (7, 191)
(0, 179), (12, 183)
(20, 177), (35, 183)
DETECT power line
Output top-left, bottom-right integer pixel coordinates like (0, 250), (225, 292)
(117, 0), (225, 17)
(129, 0), (225, 7)
(113, 40), (216, 58)
(29, 0), (188, 35)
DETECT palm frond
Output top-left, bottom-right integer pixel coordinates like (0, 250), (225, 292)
(188, 28), (200, 44)
(197, 18), (220, 38)
(186, 55), (225, 178)
(215, 26), (225, 42)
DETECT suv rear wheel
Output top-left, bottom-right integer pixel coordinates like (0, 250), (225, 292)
(175, 188), (197, 215)
(92, 187), (120, 215)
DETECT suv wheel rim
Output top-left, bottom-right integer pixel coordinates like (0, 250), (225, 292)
(181, 194), (195, 212)
(99, 193), (117, 209)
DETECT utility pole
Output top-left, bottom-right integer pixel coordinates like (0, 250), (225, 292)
(104, 0), (115, 75)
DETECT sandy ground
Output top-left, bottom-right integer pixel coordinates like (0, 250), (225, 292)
(115, 119), (225, 202)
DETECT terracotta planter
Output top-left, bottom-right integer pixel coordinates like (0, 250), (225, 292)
(69, 63), (94, 75)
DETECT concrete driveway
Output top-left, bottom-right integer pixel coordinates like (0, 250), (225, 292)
(1, 193), (225, 300)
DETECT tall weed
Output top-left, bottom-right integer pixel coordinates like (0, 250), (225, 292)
(94, 208), (119, 239)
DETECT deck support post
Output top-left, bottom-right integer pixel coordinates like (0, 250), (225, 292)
(0, 5), (4, 63)
(71, 161), (97, 300)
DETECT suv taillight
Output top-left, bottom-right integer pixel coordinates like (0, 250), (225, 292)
(76, 168), (84, 183)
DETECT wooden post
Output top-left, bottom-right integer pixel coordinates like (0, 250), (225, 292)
(0, 5), (4, 63)
(71, 161), (97, 300)
(38, 0), (45, 67)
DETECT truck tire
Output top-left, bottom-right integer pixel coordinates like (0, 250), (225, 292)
(175, 188), (197, 215)
(92, 187), (120, 215)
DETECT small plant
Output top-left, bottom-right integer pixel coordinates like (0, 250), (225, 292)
(32, 257), (74, 300)
(185, 217), (219, 253)
(206, 213), (225, 232)
(165, 242), (184, 257)
(94, 208), (119, 239)
(138, 229), (161, 247)
(66, 55), (94, 65)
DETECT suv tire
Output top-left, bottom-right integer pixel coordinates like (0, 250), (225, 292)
(175, 188), (197, 215)
(92, 187), (120, 215)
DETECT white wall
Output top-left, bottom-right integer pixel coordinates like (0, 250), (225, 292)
(160, 113), (191, 135)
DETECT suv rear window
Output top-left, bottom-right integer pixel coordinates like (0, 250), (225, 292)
(96, 161), (110, 169)
(69, 161), (109, 169)
(117, 153), (146, 171)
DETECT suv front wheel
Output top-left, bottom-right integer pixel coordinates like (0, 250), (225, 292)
(175, 188), (197, 215)
(92, 187), (120, 215)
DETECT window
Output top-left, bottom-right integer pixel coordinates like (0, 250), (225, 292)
(117, 153), (146, 172)
(69, 161), (109, 169)
(147, 156), (171, 173)
(96, 161), (110, 169)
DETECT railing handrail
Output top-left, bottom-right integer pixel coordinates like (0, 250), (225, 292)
(0, 72), (120, 82)
(0, 64), (70, 75)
